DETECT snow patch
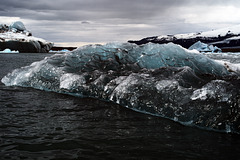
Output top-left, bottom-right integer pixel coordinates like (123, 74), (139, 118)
(215, 60), (240, 74)
(157, 24), (240, 40)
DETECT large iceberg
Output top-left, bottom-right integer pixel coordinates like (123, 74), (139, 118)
(0, 21), (53, 53)
(2, 42), (240, 133)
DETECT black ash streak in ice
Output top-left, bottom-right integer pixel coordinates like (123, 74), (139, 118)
(2, 42), (240, 133)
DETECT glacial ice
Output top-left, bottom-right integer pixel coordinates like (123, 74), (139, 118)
(188, 41), (221, 53)
(2, 42), (240, 134)
(0, 48), (19, 53)
(9, 21), (27, 32)
(61, 42), (228, 75)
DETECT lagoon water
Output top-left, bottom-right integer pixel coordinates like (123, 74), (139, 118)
(1, 53), (240, 160)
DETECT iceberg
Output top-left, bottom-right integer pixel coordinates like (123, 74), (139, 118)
(2, 42), (240, 133)
(188, 41), (221, 53)
(0, 21), (53, 53)
(0, 48), (19, 53)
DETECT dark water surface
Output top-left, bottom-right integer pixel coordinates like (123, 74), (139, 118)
(0, 53), (240, 160)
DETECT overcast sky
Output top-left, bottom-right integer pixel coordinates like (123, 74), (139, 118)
(1, 0), (240, 47)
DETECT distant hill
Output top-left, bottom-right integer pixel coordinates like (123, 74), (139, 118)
(128, 25), (240, 52)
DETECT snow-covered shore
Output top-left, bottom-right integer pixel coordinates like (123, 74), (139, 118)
(129, 25), (240, 51)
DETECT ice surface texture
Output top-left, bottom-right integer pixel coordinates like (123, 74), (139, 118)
(2, 43), (240, 133)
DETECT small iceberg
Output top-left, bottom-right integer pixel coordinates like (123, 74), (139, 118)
(188, 41), (221, 53)
(0, 48), (19, 53)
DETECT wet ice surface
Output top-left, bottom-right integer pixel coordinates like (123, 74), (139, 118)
(0, 53), (240, 159)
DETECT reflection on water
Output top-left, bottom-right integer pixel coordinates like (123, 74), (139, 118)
(0, 53), (240, 160)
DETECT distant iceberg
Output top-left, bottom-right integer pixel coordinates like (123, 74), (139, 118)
(0, 21), (53, 53)
(2, 42), (240, 133)
(0, 48), (19, 53)
(188, 41), (221, 53)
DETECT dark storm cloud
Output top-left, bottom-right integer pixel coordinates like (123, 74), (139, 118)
(2, 0), (240, 23)
(0, 0), (188, 21)
(1, 0), (240, 22)
(1, 0), (239, 46)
